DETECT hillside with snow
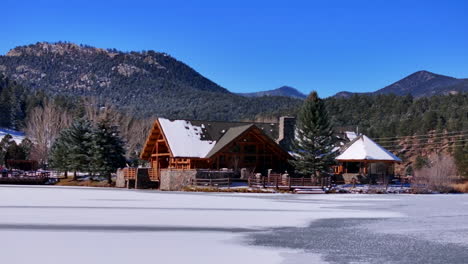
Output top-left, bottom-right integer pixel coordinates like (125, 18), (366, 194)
(0, 128), (25, 144)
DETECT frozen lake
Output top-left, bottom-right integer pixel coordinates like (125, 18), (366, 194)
(0, 186), (467, 264)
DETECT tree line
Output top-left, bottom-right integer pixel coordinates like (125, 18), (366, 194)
(49, 119), (126, 183)
(1, 72), (466, 180)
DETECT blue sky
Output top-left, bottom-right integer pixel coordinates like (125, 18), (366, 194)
(2, 0), (468, 97)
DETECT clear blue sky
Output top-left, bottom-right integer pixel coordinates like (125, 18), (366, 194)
(2, 0), (468, 97)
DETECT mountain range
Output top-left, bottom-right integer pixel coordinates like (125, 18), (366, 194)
(333, 70), (468, 98)
(237, 86), (307, 99)
(0, 42), (466, 122)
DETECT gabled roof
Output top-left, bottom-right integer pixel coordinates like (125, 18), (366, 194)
(205, 124), (253, 158)
(179, 119), (279, 141)
(336, 135), (401, 162)
(158, 118), (216, 158)
(141, 118), (284, 159)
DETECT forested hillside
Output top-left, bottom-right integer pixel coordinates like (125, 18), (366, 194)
(326, 93), (468, 138)
(0, 42), (300, 121)
(0, 74), (30, 129)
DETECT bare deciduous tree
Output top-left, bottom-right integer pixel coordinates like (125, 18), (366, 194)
(81, 97), (154, 160)
(25, 100), (72, 165)
(414, 153), (459, 192)
(119, 116), (154, 159)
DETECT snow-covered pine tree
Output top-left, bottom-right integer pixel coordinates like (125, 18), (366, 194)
(290, 91), (337, 177)
(89, 119), (126, 184)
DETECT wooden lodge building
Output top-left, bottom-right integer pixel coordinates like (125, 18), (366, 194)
(334, 133), (402, 184)
(121, 117), (295, 190)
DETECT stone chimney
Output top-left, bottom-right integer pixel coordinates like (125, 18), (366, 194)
(276, 116), (296, 151)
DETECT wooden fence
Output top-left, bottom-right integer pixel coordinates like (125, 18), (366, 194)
(248, 174), (330, 190)
(0, 171), (50, 185)
(190, 178), (231, 187)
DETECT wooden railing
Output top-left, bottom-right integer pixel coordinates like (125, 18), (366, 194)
(148, 167), (159, 181)
(122, 168), (137, 180)
(0, 171), (50, 184)
(190, 178), (231, 187)
(248, 175), (330, 190)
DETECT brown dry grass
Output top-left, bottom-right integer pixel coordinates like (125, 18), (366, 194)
(55, 178), (114, 188)
(452, 182), (468, 193)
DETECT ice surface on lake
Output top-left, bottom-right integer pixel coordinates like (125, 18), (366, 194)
(0, 186), (467, 264)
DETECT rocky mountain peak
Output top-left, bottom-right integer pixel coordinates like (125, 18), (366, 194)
(6, 42), (116, 57)
(403, 70), (447, 83)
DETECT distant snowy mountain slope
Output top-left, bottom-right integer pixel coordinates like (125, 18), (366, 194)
(0, 128), (25, 144)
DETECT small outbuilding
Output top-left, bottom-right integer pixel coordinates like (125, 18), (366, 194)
(335, 134), (401, 184)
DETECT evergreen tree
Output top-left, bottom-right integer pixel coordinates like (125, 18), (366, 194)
(5, 142), (26, 161)
(19, 138), (34, 160)
(290, 91), (337, 177)
(89, 120), (126, 183)
(62, 119), (94, 179)
(0, 134), (15, 165)
(454, 144), (468, 179)
(49, 132), (71, 178)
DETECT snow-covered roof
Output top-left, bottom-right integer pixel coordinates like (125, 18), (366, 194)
(336, 135), (401, 162)
(0, 128), (25, 144)
(158, 118), (216, 158)
(345, 131), (357, 141)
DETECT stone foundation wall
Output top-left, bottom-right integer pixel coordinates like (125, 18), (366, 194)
(160, 169), (236, 191)
(115, 169), (126, 188)
(160, 169), (197, 191)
